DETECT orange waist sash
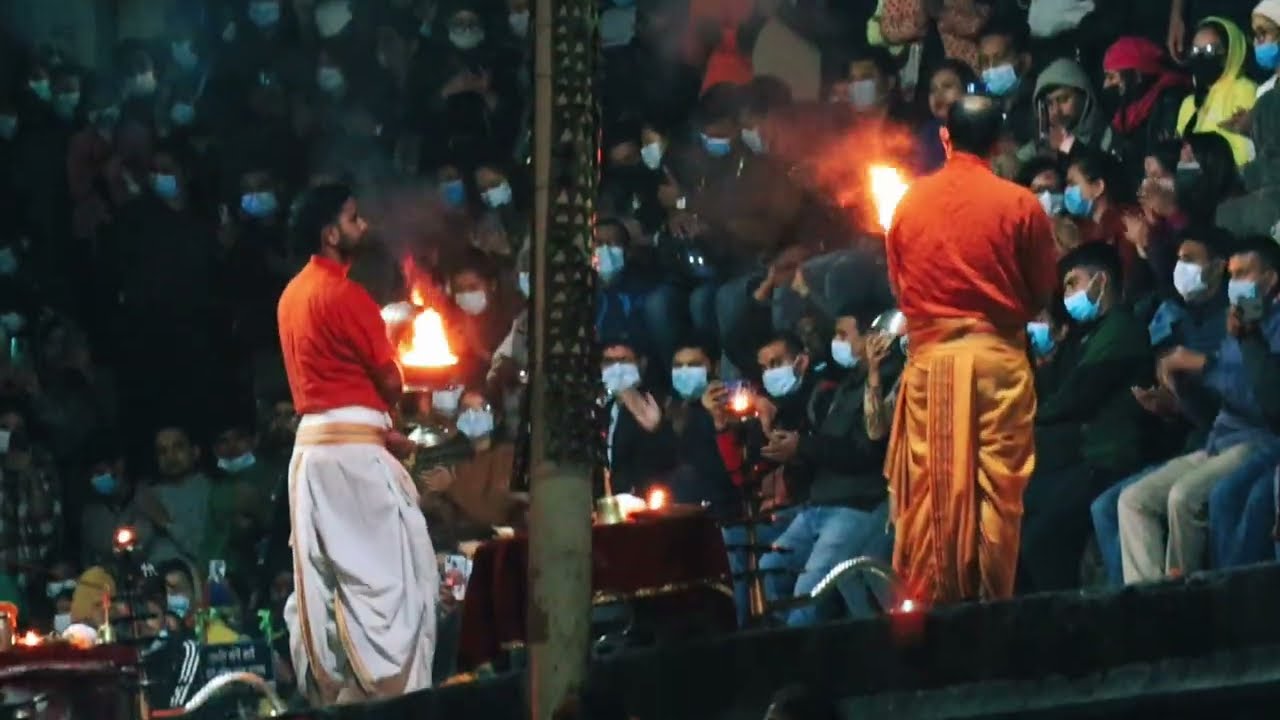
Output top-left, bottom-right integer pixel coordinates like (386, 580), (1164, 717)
(905, 317), (1026, 354)
(295, 423), (387, 447)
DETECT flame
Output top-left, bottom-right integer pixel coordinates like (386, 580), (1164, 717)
(400, 307), (458, 368)
(869, 165), (909, 233)
(646, 486), (668, 511)
(729, 389), (752, 415)
(114, 526), (136, 549)
(18, 630), (42, 647)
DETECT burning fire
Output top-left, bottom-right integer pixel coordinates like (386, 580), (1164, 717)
(17, 630), (42, 647)
(646, 486), (669, 511)
(729, 387), (753, 415)
(869, 165), (909, 233)
(400, 307), (458, 369)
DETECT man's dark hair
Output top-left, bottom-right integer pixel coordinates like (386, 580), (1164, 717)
(1058, 241), (1124, 290)
(743, 75), (793, 116)
(1232, 236), (1280, 273)
(449, 246), (500, 282)
(694, 82), (741, 128)
(1068, 147), (1132, 203)
(758, 332), (807, 358)
(290, 183), (353, 251)
(835, 298), (893, 336)
(847, 45), (898, 82)
(945, 94), (1004, 156)
(1015, 154), (1062, 189)
(979, 18), (1029, 55)
(932, 58), (978, 91)
(1179, 225), (1235, 260)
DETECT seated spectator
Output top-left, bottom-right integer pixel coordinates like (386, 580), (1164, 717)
(1018, 243), (1153, 593)
(1016, 154), (1066, 216)
(1180, 131), (1246, 227)
(1062, 149), (1149, 299)
(978, 21), (1037, 147)
(1101, 37), (1190, 185)
(0, 403), (63, 596)
(600, 340), (676, 497)
(1091, 227), (1234, 586)
(659, 343), (741, 518)
(1216, 88), (1280, 239)
(1118, 237), (1280, 582)
(1177, 17), (1257, 167)
(594, 219), (660, 379)
(1019, 58), (1114, 163)
(919, 60), (978, 174)
(448, 247), (519, 382)
(756, 319), (895, 626)
(148, 425), (212, 566)
(1256, 3), (1280, 99)
(207, 420), (277, 583)
(80, 440), (157, 568)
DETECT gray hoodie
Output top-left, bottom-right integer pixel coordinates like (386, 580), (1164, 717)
(1216, 89), (1280, 240)
(1018, 58), (1114, 162)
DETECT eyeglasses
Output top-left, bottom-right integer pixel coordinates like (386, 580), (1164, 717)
(1188, 43), (1226, 58)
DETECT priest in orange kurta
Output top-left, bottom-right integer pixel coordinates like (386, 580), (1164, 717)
(884, 96), (1058, 604)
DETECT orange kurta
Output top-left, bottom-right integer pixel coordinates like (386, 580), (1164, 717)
(884, 152), (1057, 604)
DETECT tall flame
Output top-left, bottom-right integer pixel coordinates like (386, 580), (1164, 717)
(400, 307), (458, 368)
(869, 165), (909, 233)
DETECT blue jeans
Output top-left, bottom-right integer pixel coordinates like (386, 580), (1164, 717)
(722, 506), (796, 628)
(1208, 449), (1280, 569)
(1091, 469), (1151, 587)
(759, 503), (891, 627)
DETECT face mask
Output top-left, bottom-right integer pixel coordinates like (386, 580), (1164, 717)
(848, 79), (880, 110)
(671, 366), (709, 399)
(167, 593), (191, 619)
(595, 245), (626, 281)
(54, 613), (72, 634)
(217, 452), (256, 474)
(315, 0), (353, 38)
(169, 102), (195, 127)
(420, 21), (433, 37)
(241, 191), (278, 218)
(53, 92), (79, 119)
(1228, 279), (1259, 306)
(509, 10), (530, 37)
(483, 182), (513, 208)
(132, 72), (157, 96)
(450, 28), (485, 50)
(1027, 321), (1054, 357)
(1038, 191), (1063, 216)
(1189, 57), (1225, 88)
(1063, 277), (1101, 323)
(701, 133), (732, 157)
(456, 290), (489, 315)
(830, 339), (858, 368)
(762, 364), (801, 398)
(601, 6), (637, 47)
(518, 271), (530, 297)
(741, 127), (765, 154)
(602, 362), (641, 395)
(640, 141), (664, 169)
(1173, 260), (1208, 300)
(249, 0), (281, 27)
(0, 115), (16, 140)
(1063, 185), (1093, 218)
(0, 248), (17, 275)
(440, 179), (466, 207)
(91, 472), (117, 495)
(47, 579), (76, 599)
(152, 173), (180, 200)
(317, 67), (345, 94)
(1257, 42), (1280, 71)
(28, 79), (51, 102)
(433, 387), (463, 416)
(982, 64), (1019, 97)
(172, 41), (199, 70)
(457, 408), (495, 439)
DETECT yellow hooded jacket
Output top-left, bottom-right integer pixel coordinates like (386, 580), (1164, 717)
(1176, 16), (1258, 166)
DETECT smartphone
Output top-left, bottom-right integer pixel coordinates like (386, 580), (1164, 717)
(442, 554), (473, 602)
(724, 380), (755, 415)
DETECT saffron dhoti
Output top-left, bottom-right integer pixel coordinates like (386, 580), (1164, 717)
(284, 409), (438, 705)
(885, 319), (1037, 604)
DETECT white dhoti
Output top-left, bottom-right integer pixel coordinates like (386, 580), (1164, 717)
(283, 408), (438, 705)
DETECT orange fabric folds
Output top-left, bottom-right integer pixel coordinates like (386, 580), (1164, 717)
(885, 319), (1036, 605)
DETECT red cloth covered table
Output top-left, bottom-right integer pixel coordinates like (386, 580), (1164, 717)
(458, 513), (734, 670)
(0, 643), (138, 719)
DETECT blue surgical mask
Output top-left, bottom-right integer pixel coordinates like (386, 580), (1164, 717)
(450, 28), (485, 50)
(1256, 42), (1280, 71)
(518, 271), (530, 298)
(701, 133), (732, 157)
(1063, 185), (1093, 218)
(830, 339), (858, 368)
(152, 173), (180, 200)
(671, 366), (709, 399)
(1026, 321), (1054, 357)
(217, 452), (256, 474)
(762, 364), (800, 398)
(166, 593), (191, 619)
(169, 102), (195, 127)
(640, 141), (663, 170)
(602, 362), (641, 395)
(1228, 279), (1259, 306)
(28, 79), (51, 102)
(53, 92), (79, 119)
(457, 408), (495, 439)
(240, 191), (278, 218)
(1038, 190), (1063, 216)
(91, 472), (117, 495)
(440, 179), (466, 207)
(172, 41), (199, 70)
(317, 67), (345, 94)
(1172, 260), (1208, 301)
(483, 181), (513, 208)
(981, 64), (1019, 97)
(848, 79), (879, 110)
(595, 245), (626, 281)
(249, 0), (281, 28)
(1063, 284), (1101, 323)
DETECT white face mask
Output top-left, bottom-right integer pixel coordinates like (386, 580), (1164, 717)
(508, 10), (530, 37)
(640, 141), (663, 170)
(1172, 260), (1209, 300)
(455, 289), (488, 315)
(54, 613), (72, 633)
(433, 386), (463, 416)
(457, 408), (495, 439)
(132, 71), (157, 97)
(601, 362), (641, 395)
(483, 181), (513, 208)
(315, 0), (353, 38)
(848, 78), (879, 110)
(740, 127), (765, 154)
(317, 66), (345, 94)
(450, 27), (485, 50)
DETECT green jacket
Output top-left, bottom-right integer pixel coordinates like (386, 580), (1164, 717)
(1034, 307), (1154, 476)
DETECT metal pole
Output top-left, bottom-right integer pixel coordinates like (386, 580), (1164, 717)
(527, 0), (596, 717)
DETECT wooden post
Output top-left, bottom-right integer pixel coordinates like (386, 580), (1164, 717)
(526, 0), (598, 717)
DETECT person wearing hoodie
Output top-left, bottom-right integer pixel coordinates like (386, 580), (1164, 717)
(1176, 16), (1257, 167)
(1216, 88), (1280, 239)
(1102, 37), (1191, 186)
(1255, 2), (1280, 99)
(1018, 58), (1114, 164)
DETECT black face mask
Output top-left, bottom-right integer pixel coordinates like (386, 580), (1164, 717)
(1189, 57), (1225, 89)
(1100, 85), (1125, 115)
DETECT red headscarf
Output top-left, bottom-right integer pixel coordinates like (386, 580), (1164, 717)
(1103, 37), (1190, 134)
